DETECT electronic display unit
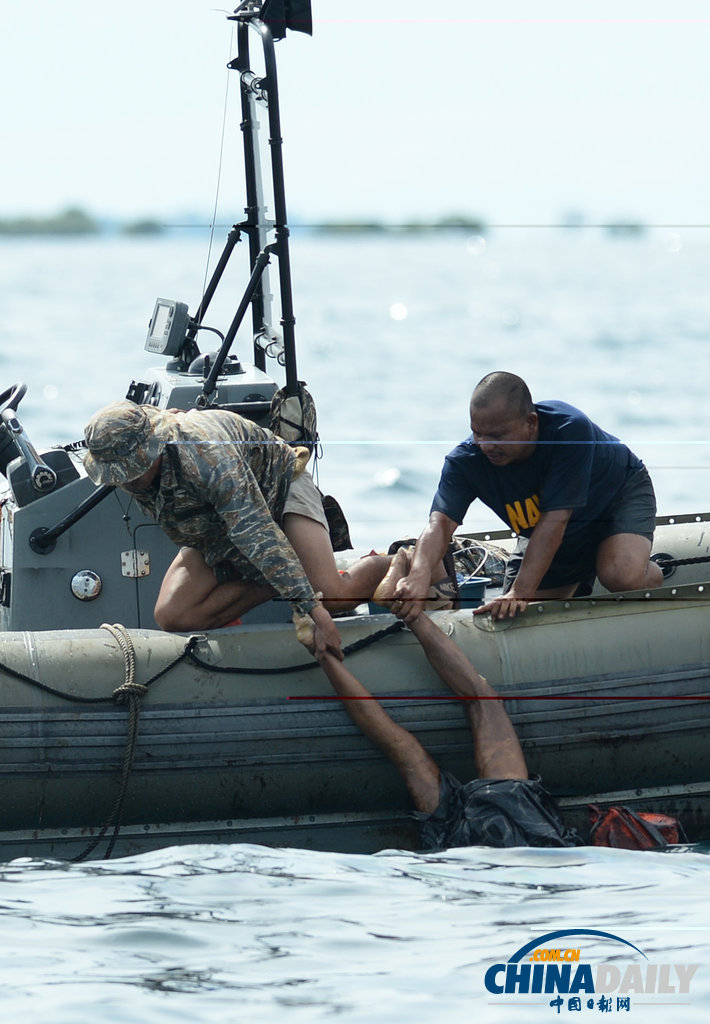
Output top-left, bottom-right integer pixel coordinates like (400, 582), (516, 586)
(145, 298), (190, 355)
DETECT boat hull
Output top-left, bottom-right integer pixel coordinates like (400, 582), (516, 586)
(0, 575), (709, 858)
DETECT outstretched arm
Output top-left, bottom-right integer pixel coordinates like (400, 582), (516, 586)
(315, 651), (441, 814)
(408, 614), (528, 780)
(474, 508), (573, 620)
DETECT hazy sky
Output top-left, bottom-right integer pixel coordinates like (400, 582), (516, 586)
(2, 0), (709, 225)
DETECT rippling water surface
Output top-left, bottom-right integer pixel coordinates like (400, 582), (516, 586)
(1, 231), (710, 1019)
(2, 843), (710, 1023)
(2, 229), (708, 546)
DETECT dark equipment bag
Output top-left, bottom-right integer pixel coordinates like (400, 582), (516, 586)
(269, 382), (352, 551)
(269, 381), (319, 451)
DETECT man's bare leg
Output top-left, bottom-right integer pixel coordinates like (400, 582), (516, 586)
(372, 546), (527, 780)
(154, 516), (390, 632)
(307, 649), (442, 814)
(596, 533), (663, 592)
(409, 614), (528, 780)
(154, 548), (275, 631)
(282, 513), (391, 613)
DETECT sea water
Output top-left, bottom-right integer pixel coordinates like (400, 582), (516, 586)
(3, 228), (709, 548)
(2, 843), (710, 1022)
(0, 229), (709, 1020)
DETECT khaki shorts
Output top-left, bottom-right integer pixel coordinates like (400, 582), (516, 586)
(283, 470), (329, 530)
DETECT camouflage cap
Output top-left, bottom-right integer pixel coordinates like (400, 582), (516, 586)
(83, 401), (174, 486)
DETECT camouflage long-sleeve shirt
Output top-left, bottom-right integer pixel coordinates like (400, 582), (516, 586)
(131, 408), (318, 615)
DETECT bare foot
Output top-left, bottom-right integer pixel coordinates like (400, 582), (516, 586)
(292, 609), (316, 651)
(372, 546), (413, 603)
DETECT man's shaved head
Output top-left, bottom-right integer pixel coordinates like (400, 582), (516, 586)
(471, 372), (534, 419)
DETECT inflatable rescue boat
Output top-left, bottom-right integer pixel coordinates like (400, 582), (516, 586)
(0, 4), (708, 859)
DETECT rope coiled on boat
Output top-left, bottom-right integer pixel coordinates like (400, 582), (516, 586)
(72, 624), (145, 862)
(0, 628), (198, 862)
(0, 632), (199, 703)
(0, 620), (404, 859)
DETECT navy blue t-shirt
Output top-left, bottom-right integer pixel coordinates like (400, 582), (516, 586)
(431, 401), (643, 548)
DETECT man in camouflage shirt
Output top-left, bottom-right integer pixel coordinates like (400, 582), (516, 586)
(84, 401), (391, 658)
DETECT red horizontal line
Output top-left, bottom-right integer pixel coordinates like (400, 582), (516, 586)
(287, 694), (710, 702)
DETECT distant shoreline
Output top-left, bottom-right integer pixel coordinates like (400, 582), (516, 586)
(0, 206), (650, 238)
(0, 208), (164, 237)
(0, 207), (488, 238)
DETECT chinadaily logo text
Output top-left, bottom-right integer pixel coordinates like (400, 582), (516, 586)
(484, 929), (699, 1014)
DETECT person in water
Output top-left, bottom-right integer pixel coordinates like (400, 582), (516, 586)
(391, 371), (663, 622)
(83, 400), (394, 658)
(296, 547), (580, 850)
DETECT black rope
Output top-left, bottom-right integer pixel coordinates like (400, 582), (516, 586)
(0, 633), (197, 863)
(89, 622), (405, 855)
(141, 635), (201, 686)
(186, 619), (406, 675)
(0, 621), (398, 695)
(0, 623), (401, 861)
(68, 637), (202, 861)
(0, 662), (113, 704)
(72, 682), (148, 863)
(655, 554), (710, 568)
(341, 619), (406, 655)
(0, 635), (200, 705)
(0, 622), (404, 861)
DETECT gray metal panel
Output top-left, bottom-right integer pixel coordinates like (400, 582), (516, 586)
(5, 474), (180, 630)
(146, 364), (278, 417)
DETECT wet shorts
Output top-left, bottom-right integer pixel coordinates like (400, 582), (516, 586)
(503, 467), (657, 594)
(411, 771), (581, 851)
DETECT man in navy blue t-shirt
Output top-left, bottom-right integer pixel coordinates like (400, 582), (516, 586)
(391, 371), (663, 621)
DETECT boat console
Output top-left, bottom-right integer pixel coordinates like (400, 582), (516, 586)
(0, 2), (314, 633)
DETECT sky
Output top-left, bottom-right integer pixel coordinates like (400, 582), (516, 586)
(1, 0), (709, 226)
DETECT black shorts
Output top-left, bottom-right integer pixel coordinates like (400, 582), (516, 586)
(411, 772), (581, 851)
(503, 467), (657, 594)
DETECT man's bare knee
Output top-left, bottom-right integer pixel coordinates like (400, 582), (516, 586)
(597, 534), (660, 593)
(154, 597), (191, 632)
(600, 561), (662, 592)
(598, 566), (632, 592)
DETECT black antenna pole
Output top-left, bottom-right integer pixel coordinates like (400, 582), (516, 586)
(254, 17), (298, 395)
(196, 3), (308, 403)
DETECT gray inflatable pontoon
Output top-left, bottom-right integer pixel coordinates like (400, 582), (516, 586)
(0, 494), (709, 859)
